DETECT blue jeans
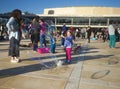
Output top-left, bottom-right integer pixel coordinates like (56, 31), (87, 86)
(40, 34), (46, 48)
(50, 44), (56, 53)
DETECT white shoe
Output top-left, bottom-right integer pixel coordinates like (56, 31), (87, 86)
(14, 57), (20, 63)
(10, 59), (18, 63)
(61, 45), (64, 47)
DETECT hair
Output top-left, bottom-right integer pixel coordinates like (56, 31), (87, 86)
(39, 18), (44, 22)
(32, 18), (39, 28)
(11, 9), (22, 18)
(11, 9), (22, 25)
(66, 30), (72, 36)
(67, 30), (71, 33)
(34, 16), (39, 22)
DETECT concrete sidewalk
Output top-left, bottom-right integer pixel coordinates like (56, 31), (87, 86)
(0, 39), (120, 89)
(79, 40), (120, 89)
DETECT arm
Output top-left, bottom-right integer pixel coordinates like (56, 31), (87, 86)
(6, 17), (14, 32)
(6, 17), (18, 32)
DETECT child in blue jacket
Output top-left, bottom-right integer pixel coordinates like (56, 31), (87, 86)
(64, 30), (74, 64)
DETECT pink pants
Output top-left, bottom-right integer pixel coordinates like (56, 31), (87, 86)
(66, 48), (72, 60)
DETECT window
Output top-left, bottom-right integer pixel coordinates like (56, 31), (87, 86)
(91, 17), (107, 25)
(73, 17), (89, 25)
(48, 10), (54, 14)
(57, 17), (71, 25)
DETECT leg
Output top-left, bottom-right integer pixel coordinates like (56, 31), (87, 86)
(40, 34), (43, 48)
(50, 44), (54, 53)
(112, 35), (116, 48)
(65, 48), (68, 60)
(43, 34), (46, 47)
(109, 36), (112, 48)
(66, 48), (71, 63)
(88, 37), (90, 43)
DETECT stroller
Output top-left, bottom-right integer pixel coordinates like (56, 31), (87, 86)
(73, 43), (81, 54)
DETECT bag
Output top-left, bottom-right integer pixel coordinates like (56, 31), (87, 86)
(37, 47), (50, 53)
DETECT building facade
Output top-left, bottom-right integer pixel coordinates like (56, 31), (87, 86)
(37, 6), (120, 28)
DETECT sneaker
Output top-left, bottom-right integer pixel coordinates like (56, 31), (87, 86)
(111, 47), (116, 49)
(10, 59), (18, 63)
(61, 45), (64, 47)
(67, 60), (71, 64)
(64, 60), (71, 64)
(14, 57), (20, 63)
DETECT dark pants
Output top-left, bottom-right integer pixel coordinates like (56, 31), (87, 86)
(87, 36), (90, 43)
(60, 38), (65, 46)
(9, 37), (20, 57)
(33, 43), (38, 51)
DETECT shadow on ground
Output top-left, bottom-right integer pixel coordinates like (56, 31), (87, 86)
(0, 46), (114, 79)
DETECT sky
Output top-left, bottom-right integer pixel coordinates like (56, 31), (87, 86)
(0, 0), (120, 14)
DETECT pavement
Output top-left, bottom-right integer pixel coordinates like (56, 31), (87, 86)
(0, 38), (120, 89)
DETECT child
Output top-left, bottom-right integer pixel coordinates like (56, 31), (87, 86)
(64, 30), (74, 64)
(50, 32), (56, 53)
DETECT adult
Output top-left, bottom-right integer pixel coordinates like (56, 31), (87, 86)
(86, 26), (92, 43)
(117, 28), (120, 43)
(6, 9), (22, 63)
(61, 23), (67, 35)
(75, 28), (81, 39)
(30, 18), (40, 51)
(108, 22), (116, 48)
(0, 25), (9, 40)
(39, 18), (47, 48)
(81, 27), (86, 39)
(69, 26), (75, 40)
